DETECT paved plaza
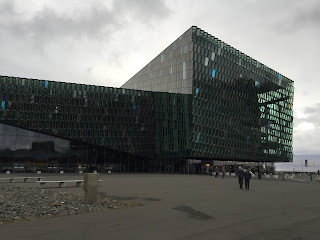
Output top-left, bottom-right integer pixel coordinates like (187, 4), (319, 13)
(1, 173), (320, 240)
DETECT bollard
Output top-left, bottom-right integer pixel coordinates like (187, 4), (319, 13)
(37, 171), (41, 174)
(93, 170), (97, 174)
(79, 171), (83, 174)
(60, 171), (64, 174)
(83, 173), (99, 204)
(6, 171), (10, 174)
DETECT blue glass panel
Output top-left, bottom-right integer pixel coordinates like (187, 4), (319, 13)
(45, 81), (48, 88)
(278, 74), (281, 80)
(195, 133), (200, 143)
(1, 101), (5, 110)
(194, 88), (199, 98)
(212, 69), (216, 78)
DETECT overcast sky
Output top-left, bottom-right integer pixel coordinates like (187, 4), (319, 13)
(0, 0), (319, 170)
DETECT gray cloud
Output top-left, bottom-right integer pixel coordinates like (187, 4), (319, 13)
(0, 1), (121, 44)
(0, 0), (172, 45)
(304, 103), (320, 115)
(274, 1), (320, 33)
(292, 4), (320, 27)
(294, 103), (320, 127)
(113, 0), (172, 21)
(0, 0), (13, 13)
(292, 103), (320, 156)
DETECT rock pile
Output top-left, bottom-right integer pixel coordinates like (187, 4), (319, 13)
(0, 185), (140, 224)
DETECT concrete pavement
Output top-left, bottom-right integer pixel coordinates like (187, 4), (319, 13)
(1, 174), (320, 240)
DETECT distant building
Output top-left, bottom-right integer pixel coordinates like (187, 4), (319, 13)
(0, 26), (294, 173)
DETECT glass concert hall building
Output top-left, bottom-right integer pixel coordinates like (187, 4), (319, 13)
(0, 26), (294, 173)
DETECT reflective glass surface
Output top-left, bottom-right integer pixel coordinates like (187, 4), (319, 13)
(0, 26), (294, 172)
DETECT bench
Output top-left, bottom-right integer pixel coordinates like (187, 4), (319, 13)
(0, 177), (44, 183)
(36, 180), (103, 188)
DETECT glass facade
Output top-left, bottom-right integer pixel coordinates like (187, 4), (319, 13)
(0, 75), (192, 172)
(190, 27), (293, 162)
(0, 26), (293, 172)
(0, 123), (189, 173)
(121, 28), (193, 94)
(122, 26), (294, 163)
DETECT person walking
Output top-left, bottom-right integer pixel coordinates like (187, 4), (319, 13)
(236, 166), (245, 189)
(215, 167), (219, 178)
(244, 168), (252, 190)
(222, 166), (226, 179)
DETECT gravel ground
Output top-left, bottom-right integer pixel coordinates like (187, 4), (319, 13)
(0, 185), (141, 224)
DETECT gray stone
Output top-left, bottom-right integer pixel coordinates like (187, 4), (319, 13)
(83, 173), (99, 204)
(0, 185), (138, 224)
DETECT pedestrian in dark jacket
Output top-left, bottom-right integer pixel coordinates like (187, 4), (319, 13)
(236, 166), (245, 189)
(244, 168), (252, 190)
(222, 166), (226, 179)
(215, 167), (219, 178)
